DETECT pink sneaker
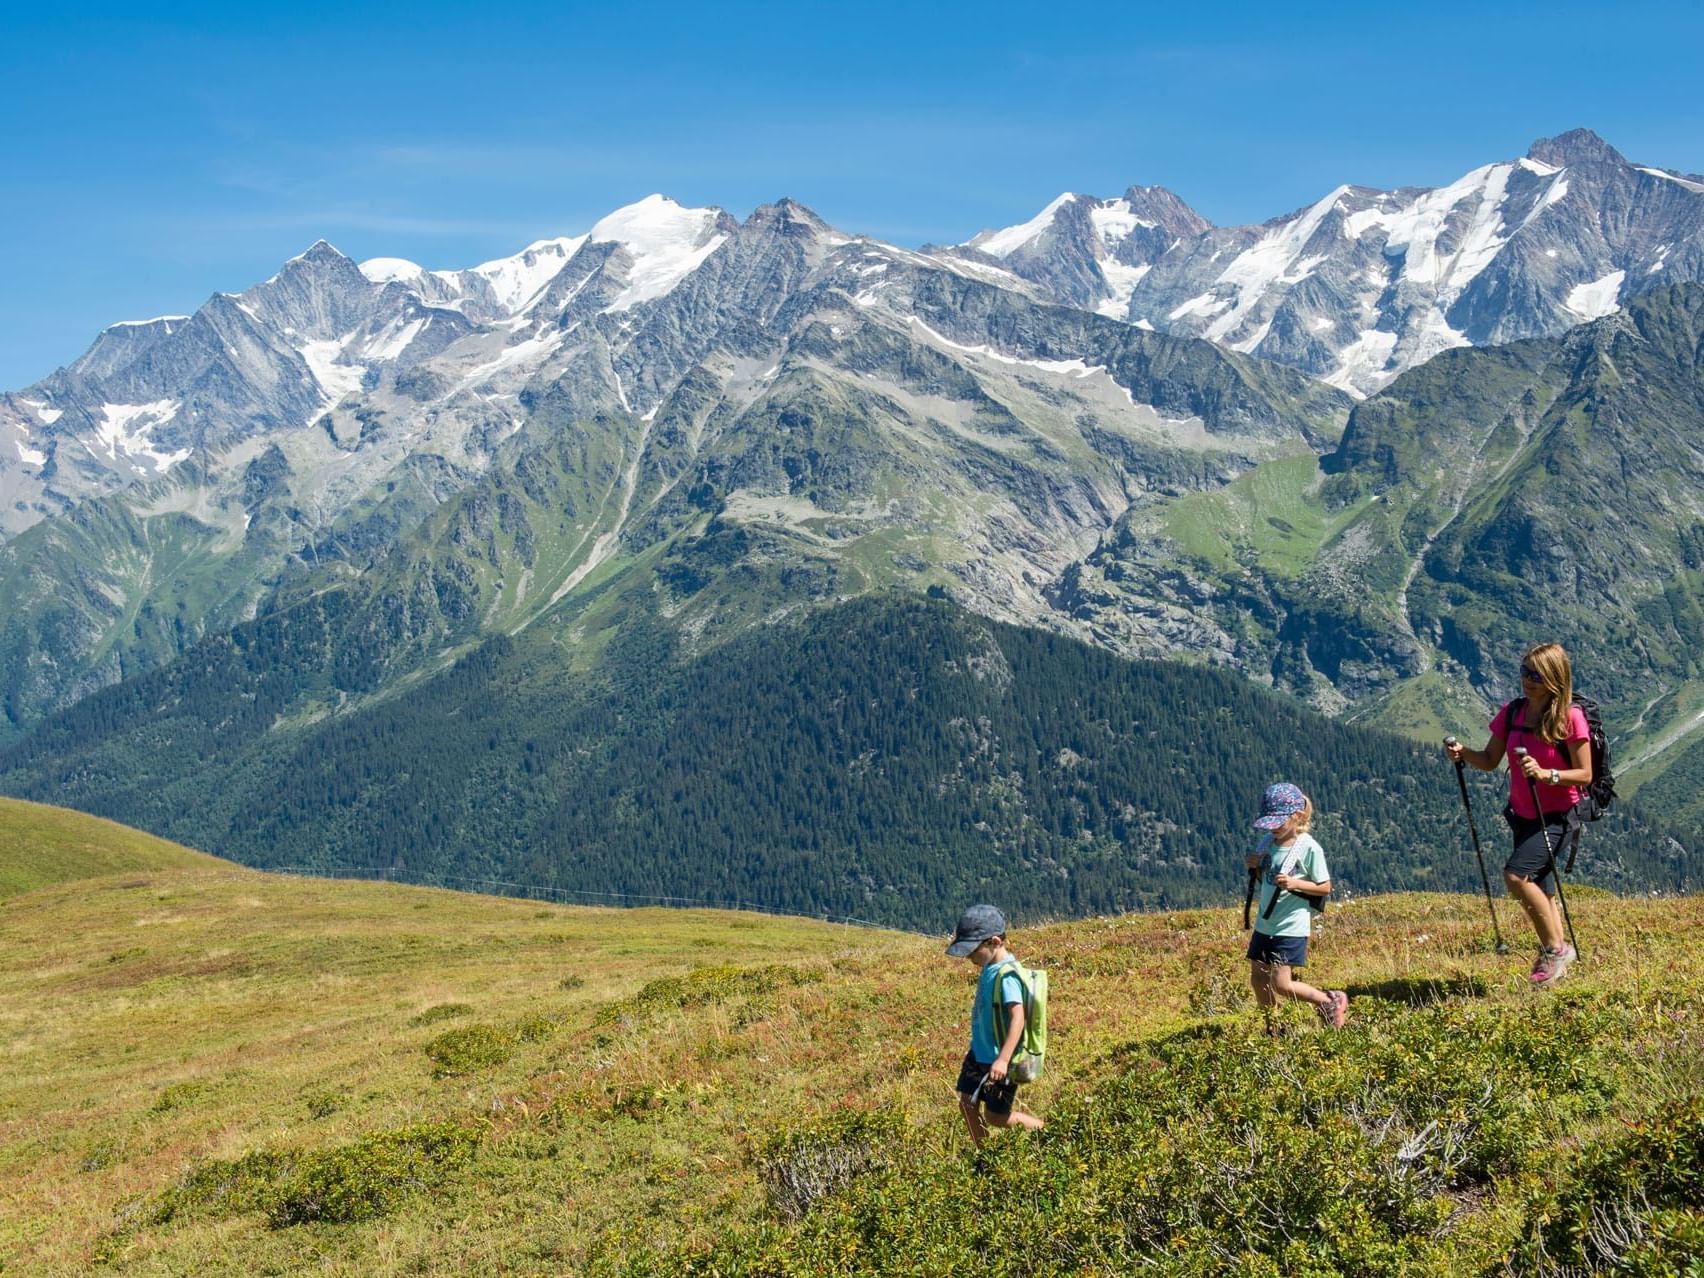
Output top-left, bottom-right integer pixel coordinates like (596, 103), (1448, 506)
(1315, 990), (1348, 1029)
(1530, 945), (1577, 985)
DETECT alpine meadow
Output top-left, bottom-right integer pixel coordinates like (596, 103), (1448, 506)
(4, 16), (1704, 1267)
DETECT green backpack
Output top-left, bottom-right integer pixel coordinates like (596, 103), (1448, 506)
(988, 958), (1049, 1083)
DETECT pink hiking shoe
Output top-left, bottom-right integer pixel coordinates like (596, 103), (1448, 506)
(1315, 990), (1349, 1029)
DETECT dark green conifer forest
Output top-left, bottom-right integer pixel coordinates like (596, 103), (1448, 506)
(3, 595), (1692, 929)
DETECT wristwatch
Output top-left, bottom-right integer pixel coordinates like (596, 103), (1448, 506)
(1549, 769), (1561, 785)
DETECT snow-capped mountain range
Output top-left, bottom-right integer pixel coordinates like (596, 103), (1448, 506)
(0, 183), (1347, 733)
(944, 129), (1704, 395)
(0, 195), (745, 533)
(5, 129), (1701, 532)
(0, 128), (1701, 741)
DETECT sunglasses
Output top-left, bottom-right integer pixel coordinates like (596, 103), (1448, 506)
(1519, 664), (1542, 682)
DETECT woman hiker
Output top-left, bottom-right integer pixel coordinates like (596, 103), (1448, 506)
(1445, 642), (1591, 985)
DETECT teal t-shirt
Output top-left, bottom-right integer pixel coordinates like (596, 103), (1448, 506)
(1253, 832), (1329, 939)
(970, 960), (1028, 1065)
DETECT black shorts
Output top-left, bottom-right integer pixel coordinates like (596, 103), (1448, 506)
(955, 1052), (1017, 1115)
(1247, 931), (1308, 967)
(1504, 808), (1573, 891)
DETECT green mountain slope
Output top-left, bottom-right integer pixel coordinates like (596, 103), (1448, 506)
(2, 858), (1699, 1274)
(1066, 283), (1704, 804)
(2, 596), (1692, 927)
(0, 796), (224, 899)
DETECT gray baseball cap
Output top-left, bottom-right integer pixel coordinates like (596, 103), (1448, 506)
(946, 904), (1008, 956)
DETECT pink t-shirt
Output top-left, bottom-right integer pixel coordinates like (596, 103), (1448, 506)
(1491, 701), (1590, 819)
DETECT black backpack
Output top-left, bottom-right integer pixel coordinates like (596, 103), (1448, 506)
(1505, 694), (1616, 821)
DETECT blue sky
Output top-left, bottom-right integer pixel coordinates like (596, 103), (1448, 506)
(4, 0), (1702, 388)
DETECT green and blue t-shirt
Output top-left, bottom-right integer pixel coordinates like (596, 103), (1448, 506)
(1253, 832), (1329, 939)
(970, 960), (1028, 1065)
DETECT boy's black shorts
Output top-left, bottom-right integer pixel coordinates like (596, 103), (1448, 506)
(956, 1052), (1017, 1115)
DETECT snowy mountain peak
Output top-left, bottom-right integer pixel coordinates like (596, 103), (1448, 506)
(290, 239), (351, 264)
(105, 315), (189, 332)
(964, 193), (1078, 258)
(467, 236), (588, 315)
(587, 195), (732, 312)
(359, 257), (428, 284)
(1118, 185), (1214, 236)
(588, 194), (724, 248)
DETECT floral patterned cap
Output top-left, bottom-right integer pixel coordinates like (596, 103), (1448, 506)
(1253, 782), (1308, 830)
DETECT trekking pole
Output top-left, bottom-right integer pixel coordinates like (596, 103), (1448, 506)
(1242, 868), (1260, 930)
(1514, 747), (1581, 959)
(1444, 736), (1509, 955)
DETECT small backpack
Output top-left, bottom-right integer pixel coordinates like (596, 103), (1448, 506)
(1504, 694), (1617, 820)
(988, 958), (1048, 1083)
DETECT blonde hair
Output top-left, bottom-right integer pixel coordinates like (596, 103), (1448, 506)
(1521, 642), (1575, 743)
(1283, 795), (1314, 836)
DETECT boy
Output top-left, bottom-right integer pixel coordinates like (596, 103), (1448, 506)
(946, 904), (1045, 1145)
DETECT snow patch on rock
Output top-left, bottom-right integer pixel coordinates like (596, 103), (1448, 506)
(93, 401), (188, 471)
(1323, 330), (1398, 396)
(471, 236), (589, 315)
(1096, 259), (1151, 317)
(1636, 166), (1704, 195)
(300, 340), (367, 402)
(1565, 269), (1626, 319)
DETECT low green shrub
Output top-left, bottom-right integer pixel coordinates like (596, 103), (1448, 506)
(423, 1024), (516, 1076)
(266, 1122), (480, 1226)
(757, 1111), (908, 1223)
(410, 1002), (474, 1026)
(513, 1015), (560, 1044)
(149, 1149), (294, 1225)
(79, 1138), (124, 1172)
(150, 1081), (211, 1113)
(625, 995), (1690, 1276)
(1186, 971), (1251, 1016)
(594, 963), (821, 1029)
(141, 1123), (479, 1231)
(302, 1087), (350, 1119)
(1507, 1095), (1704, 1276)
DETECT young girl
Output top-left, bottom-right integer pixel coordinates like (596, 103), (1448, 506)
(1445, 642), (1590, 985)
(1246, 782), (1346, 1031)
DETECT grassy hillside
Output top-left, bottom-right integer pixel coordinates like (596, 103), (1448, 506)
(2, 859), (1699, 1275)
(0, 796), (225, 899)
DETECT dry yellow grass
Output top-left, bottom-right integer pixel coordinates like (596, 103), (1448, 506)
(0, 837), (1699, 1274)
